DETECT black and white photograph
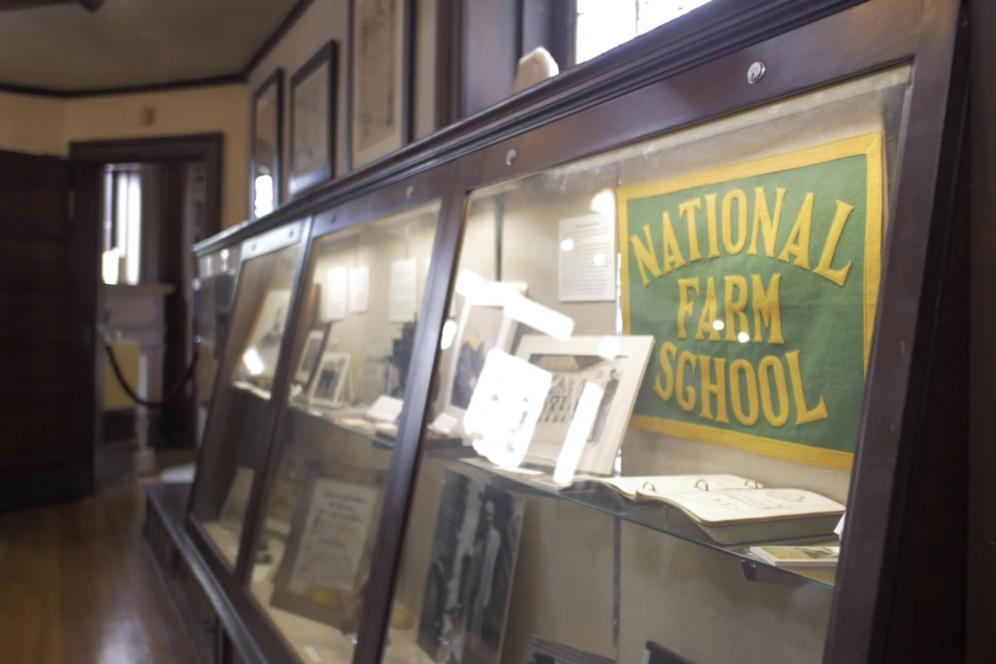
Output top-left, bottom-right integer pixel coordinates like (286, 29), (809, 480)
(515, 335), (654, 474)
(450, 305), (505, 410)
(522, 636), (615, 664)
(418, 470), (525, 664)
(294, 324), (331, 388)
(307, 351), (351, 408)
(238, 289), (292, 385)
(440, 280), (525, 416)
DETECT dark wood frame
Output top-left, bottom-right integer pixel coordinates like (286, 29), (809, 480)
(69, 133), (224, 240)
(249, 68), (284, 219)
(289, 41), (338, 197)
(71, 134), (225, 452)
(182, 1), (967, 663)
(347, 0), (415, 169)
(968, 3), (996, 662)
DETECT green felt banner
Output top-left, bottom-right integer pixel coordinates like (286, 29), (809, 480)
(618, 134), (883, 469)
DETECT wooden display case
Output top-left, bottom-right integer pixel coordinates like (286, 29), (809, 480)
(145, 1), (969, 662)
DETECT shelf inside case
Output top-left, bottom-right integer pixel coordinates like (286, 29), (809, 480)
(447, 457), (839, 590)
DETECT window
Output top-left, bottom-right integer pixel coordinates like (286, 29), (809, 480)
(101, 165), (143, 285)
(574, 0), (713, 64)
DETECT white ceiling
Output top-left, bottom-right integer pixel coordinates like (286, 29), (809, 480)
(0, 0), (299, 92)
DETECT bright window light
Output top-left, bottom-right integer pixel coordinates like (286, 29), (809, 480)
(254, 174), (274, 218)
(575, 0), (713, 64)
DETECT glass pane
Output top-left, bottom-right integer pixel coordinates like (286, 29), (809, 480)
(247, 202), (441, 663)
(189, 236), (302, 568)
(384, 67), (910, 664)
(195, 245), (241, 446)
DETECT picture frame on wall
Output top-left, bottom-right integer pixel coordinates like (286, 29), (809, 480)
(349, 0), (412, 168)
(289, 41), (338, 196)
(250, 68), (283, 219)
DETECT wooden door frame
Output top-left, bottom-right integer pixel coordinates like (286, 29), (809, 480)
(68, 133), (223, 239)
(70, 133), (224, 450)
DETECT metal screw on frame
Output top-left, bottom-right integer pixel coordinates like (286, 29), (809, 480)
(505, 148), (517, 166)
(747, 61), (766, 85)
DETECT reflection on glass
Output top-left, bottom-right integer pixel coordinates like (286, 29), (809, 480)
(246, 203), (440, 664)
(384, 67), (910, 664)
(189, 239), (301, 567)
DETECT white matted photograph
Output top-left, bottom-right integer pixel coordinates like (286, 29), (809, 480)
(441, 280), (526, 417)
(463, 349), (552, 469)
(516, 335), (654, 475)
(308, 351), (352, 408)
(294, 324), (331, 388)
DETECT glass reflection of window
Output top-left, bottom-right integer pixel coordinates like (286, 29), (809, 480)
(574, 0), (713, 64)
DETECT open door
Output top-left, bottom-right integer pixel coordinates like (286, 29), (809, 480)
(0, 149), (101, 509)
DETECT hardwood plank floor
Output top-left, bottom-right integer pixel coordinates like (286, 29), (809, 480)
(0, 479), (200, 663)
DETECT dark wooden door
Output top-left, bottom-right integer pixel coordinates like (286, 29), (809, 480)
(0, 149), (100, 509)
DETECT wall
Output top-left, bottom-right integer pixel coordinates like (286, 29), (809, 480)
(0, 92), (64, 156)
(0, 84), (249, 230)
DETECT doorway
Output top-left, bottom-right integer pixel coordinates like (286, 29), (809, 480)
(70, 134), (223, 484)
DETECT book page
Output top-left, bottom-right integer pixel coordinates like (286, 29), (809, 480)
(664, 488), (844, 524)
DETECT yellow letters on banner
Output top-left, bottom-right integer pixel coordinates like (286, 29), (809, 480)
(626, 186), (858, 289)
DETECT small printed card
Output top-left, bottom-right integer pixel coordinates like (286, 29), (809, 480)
(748, 544), (840, 568)
(366, 395), (404, 423)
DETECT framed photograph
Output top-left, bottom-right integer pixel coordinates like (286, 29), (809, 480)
(271, 466), (385, 631)
(250, 68), (283, 219)
(522, 636), (614, 664)
(349, 0), (412, 168)
(463, 350), (553, 469)
(289, 41), (337, 196)
(308, 351), (352, 408)
(294, 323), (331, 388)
(516, 335), (654, 475)
(417, 469), (525, 664)
(237, 289), (292, 385)
(441, 281), (526, 418)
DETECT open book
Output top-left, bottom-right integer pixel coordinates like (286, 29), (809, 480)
(560, 473), (844, 544)
(572, 473), (843, 524)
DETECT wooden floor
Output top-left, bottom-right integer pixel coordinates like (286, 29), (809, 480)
(0, 468), (200, 663)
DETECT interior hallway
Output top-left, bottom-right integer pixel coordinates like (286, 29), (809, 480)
(0, 455), (199, 664)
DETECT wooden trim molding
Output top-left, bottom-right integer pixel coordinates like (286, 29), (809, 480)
(70, 133), (224, 239)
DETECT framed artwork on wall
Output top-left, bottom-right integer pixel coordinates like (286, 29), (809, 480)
(250, 69), (283, 219)
(349, 0), (412, 169)
(289, 41), (338, 196)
